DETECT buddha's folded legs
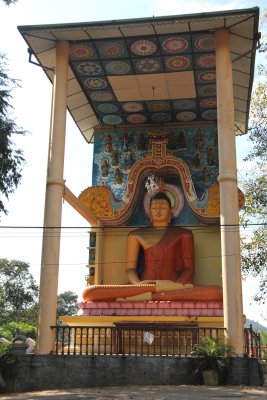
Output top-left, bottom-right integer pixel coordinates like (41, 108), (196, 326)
(82, 284), (223, 302)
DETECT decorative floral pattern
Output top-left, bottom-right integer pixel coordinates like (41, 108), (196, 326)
(196, 54), (216, 69)
(100, 43), (125, 58)
(162, 37), (188, 53)
(70, 45), (94, 59)
(97, 103), (119, 113)
(122, 102), (144, 112)
(127, 114), (147, 124)
(173, 99), (196, 110)
(198, 85), (216, 96)
(202, 109), (217, 120)
(176, 111), (197, 121)
(90, 91), (114, 101)
(198, 71), (216, 82)
(130, 39), (157, 56)
(84, 78), (107, 89)
(151, 113), (172, 122)
(69, 30), (220, 126)
(77, 61), (102, 75)
(102, 115), (123, 125)
(105, 60), (131, 75)
(165, 56), (190, 70)
(135, 59), (161, 73)
(195, 35), (215, 51)
(200, 98), (217, 108)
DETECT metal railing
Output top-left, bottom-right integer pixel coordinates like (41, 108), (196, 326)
(51, 325), (226, 357)
(244, 324), (262, 360)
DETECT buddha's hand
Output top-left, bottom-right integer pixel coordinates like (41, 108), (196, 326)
(154, 280), (189, 293)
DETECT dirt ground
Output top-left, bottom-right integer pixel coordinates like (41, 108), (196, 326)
(1, 385), (267, 400)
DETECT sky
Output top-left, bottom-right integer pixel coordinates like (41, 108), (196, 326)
(0, 0), (266, 325)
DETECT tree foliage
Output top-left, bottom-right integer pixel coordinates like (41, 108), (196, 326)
(0, 258), (39, 325)
(2, 0), (18, 5)
(0, 53), (25, 216)
(56, 291), (79, 318)
(240, 14), (267, 303)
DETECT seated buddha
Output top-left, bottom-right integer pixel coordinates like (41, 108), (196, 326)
(82, 192), (222, 302)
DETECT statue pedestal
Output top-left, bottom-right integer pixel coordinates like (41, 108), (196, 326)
(78, 300), (223, 317)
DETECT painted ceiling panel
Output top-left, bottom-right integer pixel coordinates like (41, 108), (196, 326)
(18, 8), (260, 142)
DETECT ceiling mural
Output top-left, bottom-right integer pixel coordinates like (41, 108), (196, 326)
(69, 32), (217, 127)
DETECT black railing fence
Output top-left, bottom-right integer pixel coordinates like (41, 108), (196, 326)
(51, 323), (263, 358)
(51, 324), (227, 357)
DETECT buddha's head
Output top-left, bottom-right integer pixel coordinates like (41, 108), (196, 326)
(149, 192), (173, 227)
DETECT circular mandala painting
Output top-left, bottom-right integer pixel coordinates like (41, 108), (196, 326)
(97, 103), (119, 114)
(127, 114), (147, 124)
(151, 113), (172, 122)
(90, 91), (114, 102)
(84, 77), (107, 90)
(102, 115), (123, 125)
(130, 39), (157, 56)
(77, 61), (102, 75)
(135, 59), (161, 73)
(195, 35), (216, 51)
(198, 71), (216, 82)
(106, 60), (131, 75)
(196, 54), (216, 69)
(69, 45), (94, 59)
(100, 43), (125, 58)
(165, 56), (190, 71)
(122, 102), (144, 113)
(202, 109), (217, 120)
(176, 111), (197, 121)
(173, 99), (196, 110)
(198, 85), (216, 96)
(200, 98), (217, 108)
(147, 101), (170, 112)
(162, 37), (188, 53)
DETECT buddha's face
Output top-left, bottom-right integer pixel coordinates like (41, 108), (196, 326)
(149, 199), (172, 226)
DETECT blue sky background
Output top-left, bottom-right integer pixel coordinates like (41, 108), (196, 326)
(0, 0), (266, 324)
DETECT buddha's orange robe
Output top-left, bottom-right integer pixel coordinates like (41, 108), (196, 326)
(141, 227), (194, 283)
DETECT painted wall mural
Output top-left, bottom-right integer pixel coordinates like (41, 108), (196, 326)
(78, 123), (241, 226)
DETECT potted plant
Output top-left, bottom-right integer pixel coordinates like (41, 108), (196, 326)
(191, 336), (232, 385)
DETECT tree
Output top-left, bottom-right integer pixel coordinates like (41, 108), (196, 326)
(0, 258), (39, 325)
(2, 1), (18, 6)
(0, 0), (24, 216)
(240, 14), (267, 303)
(57, 291), (79, 318)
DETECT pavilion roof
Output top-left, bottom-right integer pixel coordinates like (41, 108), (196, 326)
(18, 7), (260, 143)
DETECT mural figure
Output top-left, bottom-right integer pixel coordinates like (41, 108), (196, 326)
(82, 191), (222, 302)
(114, 167), (123, 185)
(104, 134), (113, 153)
(194, 128), (204, 150)
(111, 150), (119, 167)
(123, 150), (135, 172)
(202, 166), (210, 184)
(192, 151), (201, 169)
(101, 159), (109, 177)
(207, 145), (215, 166)
(137, 132), (147, 152)
(177, 130), (186, 149)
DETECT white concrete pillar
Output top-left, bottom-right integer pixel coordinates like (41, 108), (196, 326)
(37, 41), (69, 354)
(216, 29), (244, 355)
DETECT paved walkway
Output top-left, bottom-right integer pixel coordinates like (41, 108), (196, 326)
(1, 385), (267, 400)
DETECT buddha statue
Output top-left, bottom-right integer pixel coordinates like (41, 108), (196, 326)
(82, 192), (222, 302)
